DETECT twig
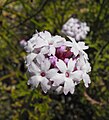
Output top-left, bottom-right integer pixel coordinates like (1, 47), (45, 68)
(0, 72), (16, 81)
(84, 91), (104, 106)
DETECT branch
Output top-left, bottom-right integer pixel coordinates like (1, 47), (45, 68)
(84, 91), (104, 106)
(0, 72), (16, 81)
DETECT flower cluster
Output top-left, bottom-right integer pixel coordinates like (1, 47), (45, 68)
(61, 17), (90, 41)
(24, 30), (91, 95)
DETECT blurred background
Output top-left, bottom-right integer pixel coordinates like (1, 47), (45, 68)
(0, 0), (109, 119)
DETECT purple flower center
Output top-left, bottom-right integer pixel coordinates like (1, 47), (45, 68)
(56, 46), (73, 60)
(40, 72), (46, 77)
(65, 72), (70, 78)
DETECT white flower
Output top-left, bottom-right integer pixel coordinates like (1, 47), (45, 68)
(51, 58), (91, 94)
(36, 53), (45, 64)
(65, 37), (79, 56)
(24, 30), (91, 95)
(40, 34), (66, 55)
(66, 36), (89, 59)
(61, 17), (90, 41)
(76, 54), (91, 73)
(51, 59), (77, 95)
(25, 30), (66, 55)
(25, 53), (37, 66)
(28, 59), (58, 93)
(82, 73), (91, 88)
(24, 41), (34, 52)
(76, 54), (91, 87)
(30, 31), (50, 49)
(24, 31), (51, 53)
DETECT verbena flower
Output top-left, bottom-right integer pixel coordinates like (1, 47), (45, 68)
(51, 59), (76, 95)
(24, 30), (91, 95)
(28, 59), (58, 93)
(61, 17), (90, 41)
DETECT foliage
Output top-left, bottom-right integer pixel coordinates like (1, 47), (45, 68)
(0, 0), (109, 119)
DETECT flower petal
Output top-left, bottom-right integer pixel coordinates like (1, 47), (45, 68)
(71, 70), (83, 81)
(41, 77), (51, 93)
(46, 68), (58, 79)
(24, 41), (34, 52)
(40, 46), (49, 54)
(68, 59), (76, 71)
(56, 59), (67, 73)
(36, 53), (45, 64)
(51, 74), (65, 86)
(28, 75), (41, 88)
(78, 42), (89, 50)
(34, 37), (48, 48)
(82, 51), (89, 60)
(82, 73), (91, 88)
(64, 78), (75, 95)
(56, 86), (63, 94)
(41, 59), (51, 71)
(29, 33), (38, 45)
(52, 35), (65, 42)
(28, 62), (40, 73)
(39, 31), (51, 40)
(53, 36), (65, 47)
(65, 41), (73, 47)
(26, 53), (37, 66)
(71, 47), (79, 56)
(49, 45), (56, 55)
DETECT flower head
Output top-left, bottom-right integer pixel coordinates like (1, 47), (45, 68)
(24, 30), (91, 95)
(61, 17), (90, 41)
